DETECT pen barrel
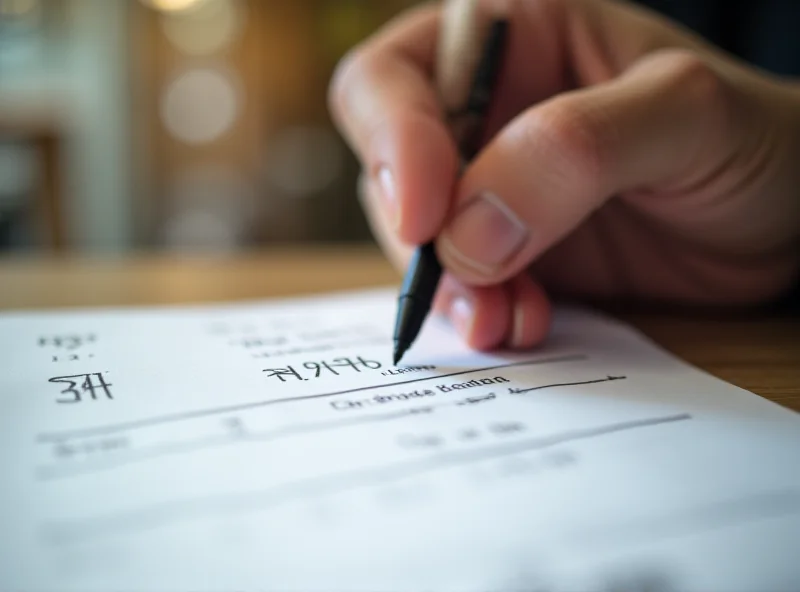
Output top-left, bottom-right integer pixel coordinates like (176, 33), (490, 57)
(394, 242), (443, 342)
(393, 18), (507, 358)
(447, 18), (509, 161)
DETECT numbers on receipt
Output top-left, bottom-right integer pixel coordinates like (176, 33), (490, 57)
(48, 373), (113, 404)
(38, 334), (98, 363)
(39, 334), (96, 351)
(263, 356), (382, 382)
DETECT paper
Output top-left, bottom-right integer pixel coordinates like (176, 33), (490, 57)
(1, 287), (798, 592)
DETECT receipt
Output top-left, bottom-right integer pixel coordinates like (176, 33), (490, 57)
(1, 288), (798, 591)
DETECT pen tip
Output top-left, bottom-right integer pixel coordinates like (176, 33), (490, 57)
(393, 342), (407, 366)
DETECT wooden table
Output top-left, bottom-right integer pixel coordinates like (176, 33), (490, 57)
(1, 246), (798, 412)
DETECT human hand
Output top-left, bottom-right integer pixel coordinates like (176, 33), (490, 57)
(329, 0), (800, 351)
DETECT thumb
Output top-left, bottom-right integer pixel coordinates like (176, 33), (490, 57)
(435, 48), (741, 285)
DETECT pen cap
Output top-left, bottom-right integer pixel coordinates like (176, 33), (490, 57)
(436, 0), (487, 114)
(437, 0), (508, 149)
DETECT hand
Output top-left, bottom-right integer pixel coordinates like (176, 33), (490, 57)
(329, 0), (800, 351)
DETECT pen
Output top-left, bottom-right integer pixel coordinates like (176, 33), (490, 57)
(392, 10), (509, 365)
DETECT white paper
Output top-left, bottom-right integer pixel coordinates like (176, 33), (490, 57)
(0, 287), (798, 592)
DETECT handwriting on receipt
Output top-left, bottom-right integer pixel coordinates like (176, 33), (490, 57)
(48, 373), (113, 404)
(263, 356), (382, 382)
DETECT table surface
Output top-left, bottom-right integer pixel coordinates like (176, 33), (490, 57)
(1, 246), (798, 412)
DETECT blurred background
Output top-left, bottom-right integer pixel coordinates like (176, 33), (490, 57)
(0, 0), (420, 254)
(3, 0), (795, 256)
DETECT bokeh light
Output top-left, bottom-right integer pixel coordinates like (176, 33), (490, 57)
(160, 66), (241, 145)
(141, 0), (204, 14)
(160, 0), (244, 56)
(161, 165), (258, 250)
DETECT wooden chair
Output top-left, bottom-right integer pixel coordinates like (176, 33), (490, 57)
(0, 97), (66, 251)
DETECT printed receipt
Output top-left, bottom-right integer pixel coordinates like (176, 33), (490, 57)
(0, 288), (798, 591)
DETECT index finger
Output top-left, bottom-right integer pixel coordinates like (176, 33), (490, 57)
(328, 5), (460, 246)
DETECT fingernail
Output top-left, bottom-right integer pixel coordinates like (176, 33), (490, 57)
(510, 303), (526, 349)
(449, 296), (473, 338)
(376, 166), (399, 229)
(442, 192), (528, 275)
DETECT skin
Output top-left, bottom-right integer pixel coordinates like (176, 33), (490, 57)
(329, 0), (800, 351)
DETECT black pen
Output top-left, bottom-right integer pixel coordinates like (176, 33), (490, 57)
(392, 17), (509, 365)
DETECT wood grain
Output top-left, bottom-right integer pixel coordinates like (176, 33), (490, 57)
(1, 247), (797, 411)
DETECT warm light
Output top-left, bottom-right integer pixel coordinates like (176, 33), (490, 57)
(161, 0), (243, 56)
(160, 66), (241, 145)
(142, 0), (204, 13)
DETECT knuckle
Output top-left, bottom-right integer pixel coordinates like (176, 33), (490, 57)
(521, 98), (607, 194)
(652, 49), (730, 110)
(327, 44), (371, 122)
